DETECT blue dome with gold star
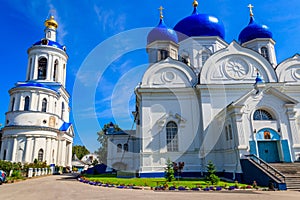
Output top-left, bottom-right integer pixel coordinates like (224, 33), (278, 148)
(147, 18), (178, 44)
(174, 1), (225, 41)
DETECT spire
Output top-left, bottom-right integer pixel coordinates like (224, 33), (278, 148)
(158, 6), (164, 19)
(44, 15), (58, 41)
(248, 4), (254, 17)
(192, 0), (199, 15)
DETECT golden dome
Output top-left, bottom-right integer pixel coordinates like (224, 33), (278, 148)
(44, 16), (58, 29)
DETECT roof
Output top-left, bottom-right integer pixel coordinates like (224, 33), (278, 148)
(33, 39), (65, 51)
(147, 18), (178, 44)
(174, 6), (225, 41)
(15, 81), (61, 93)
(105, 125), (136, 136)
(238, 17), (273, 44)
(59, 122), (72, 131)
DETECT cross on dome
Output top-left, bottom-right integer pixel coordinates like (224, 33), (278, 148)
(158, 6), (164, 19)
(248, 4), (254, 17)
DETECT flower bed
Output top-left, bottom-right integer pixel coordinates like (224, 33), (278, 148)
(78, 176), (259, 192)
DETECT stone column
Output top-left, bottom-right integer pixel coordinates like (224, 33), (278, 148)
(57, 139), (61, 166)
(45, 137), (51, 164)
(231, 112), (245, 174)
(14, 94), (21, 111)
(6, 138), (11, 160)
(25, 136), (32, 163)
(0, 138), (5, 159)
(286, 105), (300, 146)
(67, 142), (72, 167)
(61, 140), (66, 167)
(32, 137), (37, 161)
(50, 138), (54, 164)
(32, 55), (37, 79)
(11, 137), (18, 162)
(47, 54), (53, 81)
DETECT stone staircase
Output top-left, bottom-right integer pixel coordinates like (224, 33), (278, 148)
(270, 163), (300, 191)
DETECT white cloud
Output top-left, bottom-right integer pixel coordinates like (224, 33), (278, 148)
(93, 4), (127, 34)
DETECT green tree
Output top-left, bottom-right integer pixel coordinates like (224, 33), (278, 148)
(164, 158), (175, 182)
(72, 145), (90, 160)
(95, 122), (121, 164)
(205, 161), (220, 185)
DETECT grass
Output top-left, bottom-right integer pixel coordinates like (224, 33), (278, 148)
(82, 174), (248, 188)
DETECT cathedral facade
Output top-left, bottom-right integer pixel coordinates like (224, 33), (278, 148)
(0, 16), (74, 167)
(107, 1), (300, 178)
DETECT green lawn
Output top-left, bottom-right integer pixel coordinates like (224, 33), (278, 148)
(83, 174), (248, 188)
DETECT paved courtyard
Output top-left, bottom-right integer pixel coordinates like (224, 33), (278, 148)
(0, 174), (299, 200)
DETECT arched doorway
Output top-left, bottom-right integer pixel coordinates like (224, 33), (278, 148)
(256, 128), (280, 163)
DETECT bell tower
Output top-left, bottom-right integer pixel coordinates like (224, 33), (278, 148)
(0, 16), (74, 169)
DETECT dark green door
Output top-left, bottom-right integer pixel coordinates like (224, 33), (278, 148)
(258, 141), (280, 163)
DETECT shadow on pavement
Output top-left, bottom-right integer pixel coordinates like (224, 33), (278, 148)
(55, 173), (79, 181)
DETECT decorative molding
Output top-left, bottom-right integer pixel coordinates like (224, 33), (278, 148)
(224, 57), (249, 80)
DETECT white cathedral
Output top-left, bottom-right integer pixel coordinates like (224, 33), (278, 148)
(0, 16), (74, 167)
(106, 1), (300, 179)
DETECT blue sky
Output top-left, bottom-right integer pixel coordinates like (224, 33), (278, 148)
(1, 0), (300, 152)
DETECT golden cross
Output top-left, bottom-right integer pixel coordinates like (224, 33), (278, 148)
(158, 6), (164, 19)
(248, 4), (254, 17)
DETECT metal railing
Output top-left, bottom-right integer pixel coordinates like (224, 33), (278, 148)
(245, 154), (286, 183)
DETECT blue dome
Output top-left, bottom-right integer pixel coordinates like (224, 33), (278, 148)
(238, 17), (273, 44)
(173, 7), (225, 41)
(33, 39), (66, 51)
(147, 19), (178, 44)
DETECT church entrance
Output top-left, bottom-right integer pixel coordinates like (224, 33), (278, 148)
(256, 128), (281, 163)
(258, 141), (280, 163)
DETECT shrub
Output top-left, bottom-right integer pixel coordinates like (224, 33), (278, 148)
(11, 170), (23, 180)
(164, 158), (174, 182)
(205, 161), (220, 185)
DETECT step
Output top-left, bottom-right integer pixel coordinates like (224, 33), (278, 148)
(268, 163), (300, 190)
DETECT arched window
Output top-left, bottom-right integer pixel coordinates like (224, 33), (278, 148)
(160, 49), (169, 60)
(38, 57), (47, 80)
(47, 31), (51, 38)
(53, 60), (58, 81)
(24, 96), (30, 111)
(253, 109), (273, 120)
(261, 47), (269, 61)
(124, 144), (128, 151)
(38, 149), (44, 162)
(61, 102), (65, 119)
(11, 97), (15, 111)
(117, 144), (122, 153)
(166, 121), (178, 152)
(41, 98), (47, 112)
